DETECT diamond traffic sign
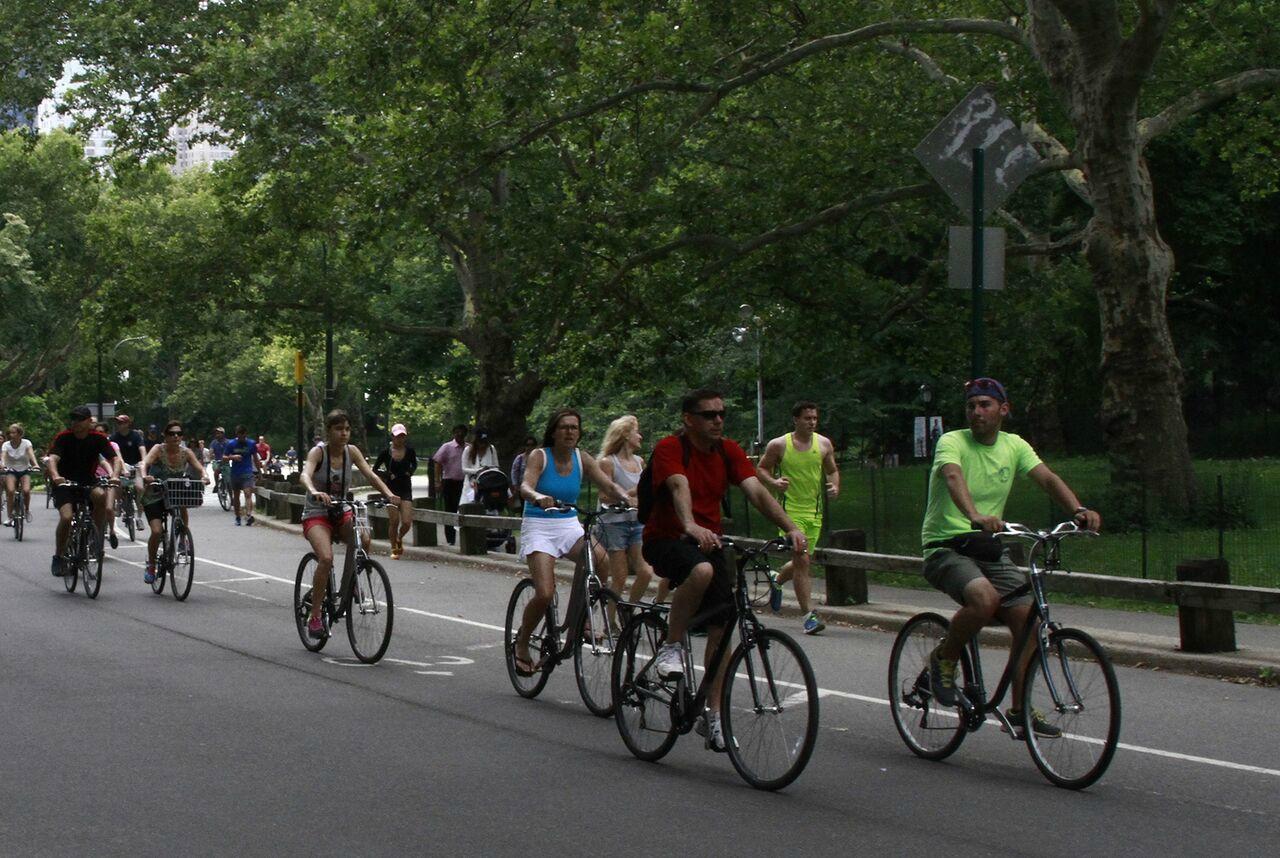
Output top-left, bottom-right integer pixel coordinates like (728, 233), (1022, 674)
(914, 86), (1040, 219)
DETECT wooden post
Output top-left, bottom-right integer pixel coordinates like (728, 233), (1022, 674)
(370, 507), (389, 540)
(1176, 559), (1236, 653)
(457, 502), (488, 555)
(825, 529), (868, 605)
(288, 484), (306, 524)
(413, 497), (437, 547)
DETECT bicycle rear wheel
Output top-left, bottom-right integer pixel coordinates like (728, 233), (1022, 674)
(122, 495), (136, 542)
(721, 629), (819, 790)
(575, 586), (622, 717)
(13, 497), (23, 541)
(1022, 627), (1121, 790)
(611, 611), (679, 762)
(217, 480), (231, 512)
(503, 578), (555, 698)
(170, 521), (195, 601)
(293, 552), (330, 652)
(63, 537), (78, 592)
(81, 521), (103, 599)
(888, 612), (969, 761)
(346, 557), (393, 663)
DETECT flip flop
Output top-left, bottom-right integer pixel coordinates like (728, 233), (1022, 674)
(512, 646), (539, 677)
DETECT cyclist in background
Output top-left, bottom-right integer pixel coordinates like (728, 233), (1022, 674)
(139, 420), (209, 584)
(755, 400), (840, 634)
(95, 423), (125, 549)
(224, 425), (261, 525)
(47, 406), (118, 577)
(2, 423), (38, 526)
(922, 378), (1101, 736)
(595, 414), (659, 603)
(209, 427), (229, 490)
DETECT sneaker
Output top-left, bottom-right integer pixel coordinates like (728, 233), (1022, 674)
(246, 515), (255, 526)
(108, 530), (119, 549)
(235, 516), (242, 526)
(802, 611), (825, 635)
(1002, 708), (1063, 738)
(50, 555), (63, 577)
(928, 646), (959, 707)
(143, 563), (156, 584)
(654, 642), (685, 679)
(307, 616), (326, 640)
(768, 570), (783, 612)
(26, 510), (32, 521)
(695, 711), (727, 753)
(3, 519), (12, 528)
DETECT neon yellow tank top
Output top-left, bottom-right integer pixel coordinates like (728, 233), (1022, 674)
(778, 432), (823, 517)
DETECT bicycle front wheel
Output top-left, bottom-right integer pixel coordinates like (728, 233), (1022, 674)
(888, 612), (969, 761)
(123, 496), (136, 542)
(346, 557), (393, 663)
(503, 579), (554, 698)
(611, 611), (678, 762)
(293, 552), (330, 652)
(13, 499), (23, 541)
(82, 522), (103, 599)
(1022, 627), (1121, 790)
(170, 522), (195, 601)
(721, 629), (819, 790)
(574, 586), (621, 717)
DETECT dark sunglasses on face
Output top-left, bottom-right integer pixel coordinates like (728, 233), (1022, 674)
(692, 409), (727, 420)
(167, 430), (183, 436)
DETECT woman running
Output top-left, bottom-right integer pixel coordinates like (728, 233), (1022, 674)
(511, 408), (632, 676)
(300, 409), (400, 639)
(2, 423), (38, 526)
(373, 423), (417, 560)
(596, 415), (661, 603)
(139, 420), (209, 584)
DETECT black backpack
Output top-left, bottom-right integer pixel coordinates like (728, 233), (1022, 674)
(637, 433), (734, 524)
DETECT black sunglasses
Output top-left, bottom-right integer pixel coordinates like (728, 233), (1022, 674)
(691, 409), (727, 420)
(166, 430), (184, 437)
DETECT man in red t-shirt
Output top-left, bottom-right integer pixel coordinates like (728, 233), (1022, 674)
(642, 388), (806, 751)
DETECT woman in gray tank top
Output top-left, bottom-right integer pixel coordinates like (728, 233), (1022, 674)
(139, 420), (209, 584)
(597, 415), (661, 604)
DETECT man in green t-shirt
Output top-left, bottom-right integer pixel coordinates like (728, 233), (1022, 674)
(921, 378), (1101, 737)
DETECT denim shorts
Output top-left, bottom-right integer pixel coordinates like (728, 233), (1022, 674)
(598, 518), (643, 551)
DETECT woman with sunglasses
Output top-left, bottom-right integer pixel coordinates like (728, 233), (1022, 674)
(139, 421), (209, 584)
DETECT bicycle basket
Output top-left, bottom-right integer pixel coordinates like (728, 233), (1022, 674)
(163, 478), (205, 510)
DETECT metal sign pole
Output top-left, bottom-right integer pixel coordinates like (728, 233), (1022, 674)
(971, 147), (985, 379)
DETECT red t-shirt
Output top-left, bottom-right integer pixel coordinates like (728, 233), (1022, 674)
(643, 434), (756, 541)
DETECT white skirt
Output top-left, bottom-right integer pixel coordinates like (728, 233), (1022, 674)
(519, 514), (584, 560)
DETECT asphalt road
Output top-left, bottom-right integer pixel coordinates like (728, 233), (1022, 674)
(2, 501), (1278, 856)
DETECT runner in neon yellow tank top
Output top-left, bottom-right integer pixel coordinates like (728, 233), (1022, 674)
(756, 401), (840, 634)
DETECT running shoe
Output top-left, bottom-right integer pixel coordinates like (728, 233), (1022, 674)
(654, 642), (685, 678)
(246, 515), (255, 526)
(1002, 707), (1063, 738)
(50, 555), (63, 577)
(802, 611), (825, 635)
(307, 616), (326, 640)
(234, 516), (242, 526)
(694, 711), (726, 753)
(768, 570), (783, 612)
(108, 530), (118, 549)
(928, 646), (959, 706)
(143, 563), (156, 584)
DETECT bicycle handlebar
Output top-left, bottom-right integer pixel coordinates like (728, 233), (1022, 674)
(997, 520), (1098, 542)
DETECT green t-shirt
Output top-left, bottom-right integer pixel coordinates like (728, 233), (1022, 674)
(920, 429), (1042, 552)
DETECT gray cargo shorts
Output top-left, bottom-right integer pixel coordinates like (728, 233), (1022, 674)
(923, 548), (1031, 607)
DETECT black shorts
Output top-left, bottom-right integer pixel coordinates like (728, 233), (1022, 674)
(642, 539), (733, 626)
(385, 476), (413, 502)
(143, 498), (167, 524)
(53, 484), (98, 511)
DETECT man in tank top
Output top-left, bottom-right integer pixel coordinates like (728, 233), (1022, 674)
(755, 401), (840, 634)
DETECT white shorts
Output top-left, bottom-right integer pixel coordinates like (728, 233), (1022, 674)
(519, 515), (584, 560)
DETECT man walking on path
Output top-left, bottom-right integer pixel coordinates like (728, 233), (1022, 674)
(434, 424), (468, 545)
(755, 400), (840, 634)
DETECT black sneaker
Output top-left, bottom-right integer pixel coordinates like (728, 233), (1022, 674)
(928, 646), (959, 707)
(108, 530), (119, 549)
(246, 515), (255, 526)
(1002, 708), (1063, 738)
(50, 555), (64, 577)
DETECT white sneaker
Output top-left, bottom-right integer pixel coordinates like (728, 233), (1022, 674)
(695, 712), (726, 752)
(654, 642), (685, 679)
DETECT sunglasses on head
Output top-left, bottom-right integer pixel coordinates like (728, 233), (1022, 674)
(691, 409), (726, 420)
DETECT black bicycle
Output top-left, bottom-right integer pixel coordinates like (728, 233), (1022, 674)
(147, 478), (202, 601)
(888, 521), (1121, 789)
(4, 469), (28, 541)
(58, 479), (112, 599)
(293, 498), (394, 664)
(503, 503), (629, 717)
(611, 536), (819, 791)
(116, 465), (145, 542)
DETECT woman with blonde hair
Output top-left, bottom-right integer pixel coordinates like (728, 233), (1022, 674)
(596, 414), (661, 603)
(2, 423), (38, 527)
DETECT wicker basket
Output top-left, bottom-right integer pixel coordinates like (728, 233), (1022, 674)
(163, 478), (205, 510)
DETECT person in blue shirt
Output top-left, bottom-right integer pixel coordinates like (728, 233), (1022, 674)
(224, 425), (262, 525)
(209, 427), (229, 490)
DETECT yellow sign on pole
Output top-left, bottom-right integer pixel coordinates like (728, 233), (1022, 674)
(294, 351), (305, 385)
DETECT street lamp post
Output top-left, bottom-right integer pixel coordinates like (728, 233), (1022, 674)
(920, 383), (934, 498)
(731, 304), (764, 454)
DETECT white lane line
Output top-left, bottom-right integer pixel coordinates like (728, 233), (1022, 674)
(108, 553), (1280, 779)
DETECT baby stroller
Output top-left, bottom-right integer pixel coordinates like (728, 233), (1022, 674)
(473, 467), (516, 553)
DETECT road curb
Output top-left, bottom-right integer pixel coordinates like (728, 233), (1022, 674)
(252, 515), (1280, 683)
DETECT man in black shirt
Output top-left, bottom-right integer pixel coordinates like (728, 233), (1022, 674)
(47, 406), (118, 576)
(109, 414), (146, 468)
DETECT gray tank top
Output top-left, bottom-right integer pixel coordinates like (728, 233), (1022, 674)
(302, 445), (352, 517)
(599, 453), (641, 523)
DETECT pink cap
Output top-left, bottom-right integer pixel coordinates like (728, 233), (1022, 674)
(391, 423), (408, 437)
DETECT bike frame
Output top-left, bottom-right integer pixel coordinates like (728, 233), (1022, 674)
(318, 500), (377, 619)
(543, 507), (614, 664)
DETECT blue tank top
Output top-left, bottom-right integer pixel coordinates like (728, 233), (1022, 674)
(523, 448), (581, 520)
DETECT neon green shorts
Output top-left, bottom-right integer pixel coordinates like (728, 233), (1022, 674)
(780, 515), (822, 552)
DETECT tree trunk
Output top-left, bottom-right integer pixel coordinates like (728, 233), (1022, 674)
(469, 314), (545, 470)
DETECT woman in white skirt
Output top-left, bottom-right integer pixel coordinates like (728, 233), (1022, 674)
(512, 407), (631, 676)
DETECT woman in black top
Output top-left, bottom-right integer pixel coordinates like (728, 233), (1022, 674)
(373, 423), (418, 559)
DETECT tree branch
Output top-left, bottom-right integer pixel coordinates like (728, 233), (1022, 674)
(877, 38), (960, 86)
(1111, 0), (1177, 106)
(1139, 68), (1280, 146)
